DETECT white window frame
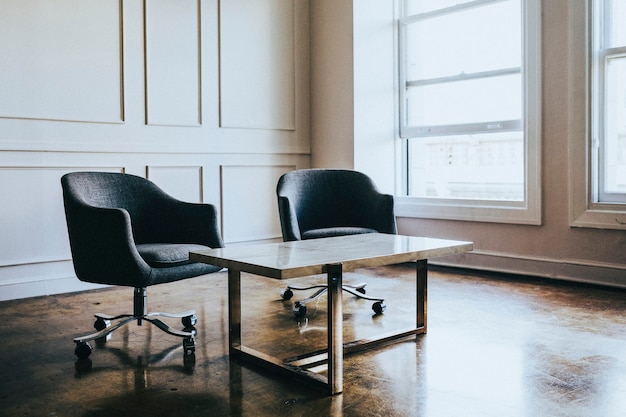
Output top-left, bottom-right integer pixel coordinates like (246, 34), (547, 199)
(570, 0), (626, 230)
(395, 0), (542, 225)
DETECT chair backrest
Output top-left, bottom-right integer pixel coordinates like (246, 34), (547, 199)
(276, 169), (396, 240)
(62, 171), (176, 244)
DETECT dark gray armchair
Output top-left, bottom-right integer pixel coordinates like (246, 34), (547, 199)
(276, 169), (397, 316)
(61, 171), (224, 364)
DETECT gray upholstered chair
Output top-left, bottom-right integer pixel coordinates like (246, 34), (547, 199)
(276, 169), (397, 316)
(61, 171), (224, 363)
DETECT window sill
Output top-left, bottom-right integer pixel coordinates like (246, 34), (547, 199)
(570, 206), (626, 230)
(395, 196), (542, 225)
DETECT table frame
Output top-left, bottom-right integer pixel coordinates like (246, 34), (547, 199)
(191, 235), (470, 395)
(227, 261), (427, 395)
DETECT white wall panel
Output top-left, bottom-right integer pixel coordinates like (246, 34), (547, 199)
(147, 165), (203, 203)
(145, 0), (202, 126)
(220, 165), (294, 243)
(0, 166), (123, 268)
(219, 0), (295, 130)
(0, 0), (123, 123)
(0, 167), (72, 267)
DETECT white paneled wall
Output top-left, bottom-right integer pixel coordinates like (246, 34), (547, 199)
(220, 164), (295, 243)
(145, 0), (202, 126)
(0, 0), (123, 123)
(147, 166), (204, 203)
(220, 0), (296, 129)
(0, 0), (310, 301)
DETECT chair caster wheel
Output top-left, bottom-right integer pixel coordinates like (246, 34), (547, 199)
(74, 341), (93, 359)
(281, 288), (293, 300)
(183, 337), (195, 356)
(293, 302), (307, 317)
(372, 301), (386, 315)
(93, 318), (111, 331)
(183, 352), (196, 370)
(182, 314), (197, 328)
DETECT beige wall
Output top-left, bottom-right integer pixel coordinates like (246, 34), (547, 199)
(310, 0), (397, 192)
(310, 0), (626, 287)
(310, 0), (354, 170)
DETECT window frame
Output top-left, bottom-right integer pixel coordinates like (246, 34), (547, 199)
(593, 0), (626, 204)
(395, 0), (542, 225)
(570, 0), (626, 230)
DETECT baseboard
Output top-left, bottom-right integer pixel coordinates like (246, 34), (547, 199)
(430, 250), (626, 289)
(0, 274), (106, 302)
(2, 250), (625, 302)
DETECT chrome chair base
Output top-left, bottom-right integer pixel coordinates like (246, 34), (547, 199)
(280, 282), (386, 317)
(73, 287), (197, 361)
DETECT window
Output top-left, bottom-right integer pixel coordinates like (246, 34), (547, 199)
(593, 0), (626, 204)
(395, 0), (541, 224)
(571, 0), (626, 230)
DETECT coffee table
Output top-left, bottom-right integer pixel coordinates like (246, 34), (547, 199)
(190, 233), (473, 395)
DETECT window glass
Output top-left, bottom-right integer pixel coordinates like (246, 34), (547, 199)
(405, 1), (521, 81)
(406, 74), (522, 127)
(607, 0), (626, 48)
(407, 132), (524, 200)
(595, 0), (626, 203)
(400, 0), (528, 205)
(599, 53), (626, 198)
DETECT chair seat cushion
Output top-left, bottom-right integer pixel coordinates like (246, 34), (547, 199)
(302, 227), (378, 240)
(136, 243), (211, 268)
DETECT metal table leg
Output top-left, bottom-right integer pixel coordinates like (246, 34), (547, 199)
(416, 259), (427, 331)
(228, 269), (242, 353)
(326, 263), (343, 395)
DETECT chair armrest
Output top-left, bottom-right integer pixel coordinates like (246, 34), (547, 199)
(278, 196), (301, 241)
(65, 203), (152, 286)
(155, 200), (225, 249)
(365, 193), (398, 235)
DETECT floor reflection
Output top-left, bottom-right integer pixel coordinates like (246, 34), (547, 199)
(1, 265), (626, 416)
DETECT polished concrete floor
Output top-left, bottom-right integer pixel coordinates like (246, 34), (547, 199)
(1, 263), (626, 416)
